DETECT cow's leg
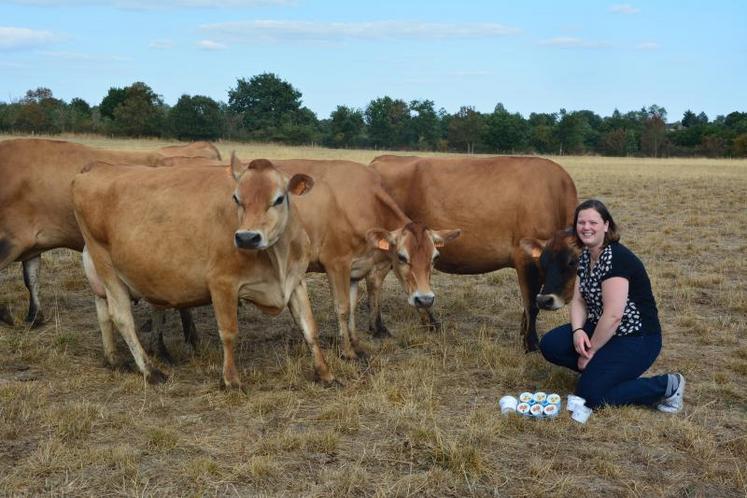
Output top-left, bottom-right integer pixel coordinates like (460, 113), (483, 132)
(22, 256), (45, 327)
(365, 264), (392, 338)
(288, 279), (334, 384)
(327, 263), (364, 360)
(148, 307), (173, 363)
(105, 283), (167, 384)
(209, 283), (241, 389)
(94, 295), (118, 368)
(179, 308), (199, 352)
(0, 235), (28, 326)
(514, 249), (542, 353)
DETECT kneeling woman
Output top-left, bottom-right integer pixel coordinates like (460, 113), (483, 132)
(540, 199), (684, 412)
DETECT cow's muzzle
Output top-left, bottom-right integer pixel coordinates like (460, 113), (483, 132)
(536, 293), (563, 310)
(412, 293), (435, 308)
(235, 231), (263, 250)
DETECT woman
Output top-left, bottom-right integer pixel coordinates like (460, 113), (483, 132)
(539, 199), (684, 412)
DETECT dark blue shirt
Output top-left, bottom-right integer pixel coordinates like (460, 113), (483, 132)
(577, 242), (661, 336)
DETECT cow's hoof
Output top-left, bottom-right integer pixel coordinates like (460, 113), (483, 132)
(0, 306), (14, 327)
(26, 312), (45, 329)
(220, 380), (246, 394)
(320, 376), (343, 388)
(146, 369), (169, 385)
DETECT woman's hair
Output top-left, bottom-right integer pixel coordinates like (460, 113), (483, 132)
(573, 199), (620, 246)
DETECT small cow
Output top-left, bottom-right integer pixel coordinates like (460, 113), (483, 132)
(72, 154), (333, 387)
(369, 155), (579, 351)
(0, 138), (221, 328)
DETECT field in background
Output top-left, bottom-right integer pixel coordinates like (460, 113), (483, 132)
(1, 135), (745, 496)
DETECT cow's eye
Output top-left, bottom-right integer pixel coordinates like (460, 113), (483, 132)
(232, 194), (240, 205)
(398, 253), (408, 264)
(273, 195), (285, 207)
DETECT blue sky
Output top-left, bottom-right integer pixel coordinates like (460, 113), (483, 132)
(1, 1), (745, 122)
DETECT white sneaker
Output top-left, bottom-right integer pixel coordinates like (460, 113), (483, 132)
(657, 373), (685, 413)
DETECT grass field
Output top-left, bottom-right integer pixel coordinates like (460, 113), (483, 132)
(1, 135), (745, 497)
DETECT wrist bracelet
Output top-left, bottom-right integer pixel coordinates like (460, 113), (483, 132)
(572, 328), (585, 334)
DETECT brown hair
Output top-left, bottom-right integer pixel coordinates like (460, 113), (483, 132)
(573, 199), (620, 246)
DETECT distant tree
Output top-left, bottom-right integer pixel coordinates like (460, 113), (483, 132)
(733, 133), (747, 157)
(447, 106), (485, 153)
(556, 109), (587, 155)
(482, 103), (529, 153)
(599, 129), (628, 156)
(365, 96), (410, 149)
(326, 105), (365, 148)
(66, 97), (93, 132)
(99, 87), (128, 120)
(409, 99), (441, 150)
(228, 73), (304, 141)
(640, 106), (668, 157)
(167, 94), (224, 140)
(527, 112), (558, 153)
(108, 82), (165, 137)
(14, 87), (65, 133)
(278, 106), (321, 145)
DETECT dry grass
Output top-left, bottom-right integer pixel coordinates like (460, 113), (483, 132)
(1, 134), (746, 496)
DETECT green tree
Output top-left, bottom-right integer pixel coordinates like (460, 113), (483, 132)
(326, 105), (365, 148)
(365, 96), (410, 149)
(228, 73), (304, 141)
(409, 99), (441, 150)
(447, 106), (485, 153)
(527, 112), (558, 153)
(66, 97), (93, 132)
(99, 87), (128, 120)
(640, 105), (667, 157)
(167, 94), (224, 140)
(482, 103), (529, 153)
(100, 82), (165, 137)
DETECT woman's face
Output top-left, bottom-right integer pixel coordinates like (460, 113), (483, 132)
(576, 208), (609, 249)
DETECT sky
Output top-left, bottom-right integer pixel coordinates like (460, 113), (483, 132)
(1, 0), (745, 122)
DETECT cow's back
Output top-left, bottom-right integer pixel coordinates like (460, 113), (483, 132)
(370, 155), (577, 274)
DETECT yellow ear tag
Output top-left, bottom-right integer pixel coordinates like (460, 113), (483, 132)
(377, 240), (390, 251)
(531, 247), (542, 259)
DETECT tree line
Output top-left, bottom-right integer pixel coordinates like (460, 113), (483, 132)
(1, 73), (746, 157)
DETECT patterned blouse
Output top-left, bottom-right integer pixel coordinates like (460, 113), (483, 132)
(577, 242), (661, 337)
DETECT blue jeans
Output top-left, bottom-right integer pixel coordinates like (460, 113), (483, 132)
(539, 323), (668, 409)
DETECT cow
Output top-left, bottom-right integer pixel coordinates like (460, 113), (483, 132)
(72, 154), (333, 388)
(368, 155), (579, 352)
(148, 157), (461, 360)
(273, 159), (461, 359)
(0, 138), (221, 329)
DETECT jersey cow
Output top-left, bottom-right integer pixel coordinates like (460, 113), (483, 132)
(0, 138), (221, 328)
(274, 160), (461, 359)
(368, 155), (579, 352)
(72, 154), (333, 388)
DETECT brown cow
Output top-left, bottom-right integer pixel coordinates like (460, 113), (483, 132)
(274, 159), (461, 359)
(368, 155), (579, 351)
(72, 154), (333, 387)
(0, 138), (221, 328)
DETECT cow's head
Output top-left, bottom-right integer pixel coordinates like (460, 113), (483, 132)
(367, 222), (461, 308)
(230, 153), (313, 250)
(520, 228), (580, 310)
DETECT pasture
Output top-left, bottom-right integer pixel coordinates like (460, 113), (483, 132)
(1, 135), (745, 497)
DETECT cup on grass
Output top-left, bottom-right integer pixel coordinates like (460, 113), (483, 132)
(571, 405), (592, 424)
(499, 395), (518, 414)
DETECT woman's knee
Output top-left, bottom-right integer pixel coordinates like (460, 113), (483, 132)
(539, 324), (571, 361)
(575, 376), (604, 409)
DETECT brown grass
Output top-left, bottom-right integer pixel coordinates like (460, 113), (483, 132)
(1, 134), (746, 496)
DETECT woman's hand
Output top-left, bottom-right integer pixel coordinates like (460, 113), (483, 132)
(577, 352), (594, 371)
(573, 329), (592, 358)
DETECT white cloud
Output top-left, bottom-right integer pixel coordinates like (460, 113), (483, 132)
(149, 39), (175, 49)
(0, 26), (60, 50)
(40, 50), (131, 61)
(538, 37), (610, 49)
(200, 20), (521, 43)
(609, 4), (640, 15)
(197, 39), (227, 50)
(9, 0), (293, 7)
(636, 42), (660, 50)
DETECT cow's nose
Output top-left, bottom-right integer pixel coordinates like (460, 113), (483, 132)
(536, 294), (555, 310)
(414, 294), (435, 308)
(235, 231), (262, 249)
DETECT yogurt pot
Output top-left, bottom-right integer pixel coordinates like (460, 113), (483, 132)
(543, 404), (559, 418)
(533, 392), (547, 405)
(571, 405), (592, 424)
(517, 402), (531, 416)
(499, 395), (518, 414)
(567, 394), (586, 412)
(529, 403), (544, 418)
(519, 392), (534, 404)
(547, 393), (561, 406)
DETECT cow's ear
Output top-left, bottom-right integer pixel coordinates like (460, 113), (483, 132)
(288, 174), (314, 196)
(431, 228), (461, 248)
(229, 151), (246, 181)
(519, 238), (545, 261)
(366, 228), (395, 252)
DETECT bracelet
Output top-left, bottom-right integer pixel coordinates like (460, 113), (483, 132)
(572, 328), (585, 334)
